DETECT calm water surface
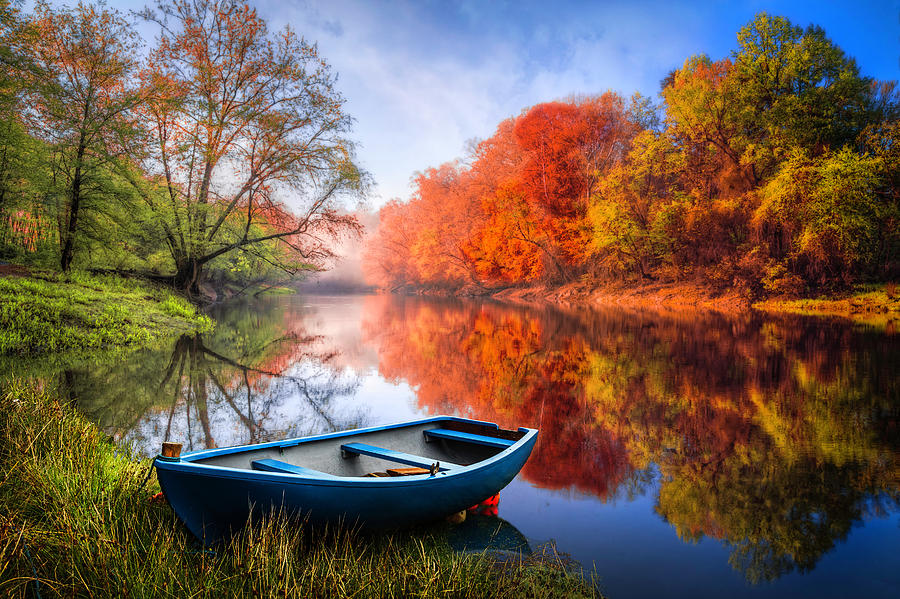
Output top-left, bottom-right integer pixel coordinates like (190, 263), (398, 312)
(32, 294), (900, 598)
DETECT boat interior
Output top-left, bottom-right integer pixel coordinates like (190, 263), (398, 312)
(194, 420), (527, 479)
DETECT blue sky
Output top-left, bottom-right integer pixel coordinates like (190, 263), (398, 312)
(109, 0), (900, 208)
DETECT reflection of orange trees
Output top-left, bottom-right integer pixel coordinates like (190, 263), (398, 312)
(463, 313), (632, 498)
(363, 295), (482, 417)
(362, 296), (900, 581)
(362, 295), (634, 500)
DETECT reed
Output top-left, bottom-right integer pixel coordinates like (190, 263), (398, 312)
(0, 382), (599, 598)
(886, 282), (898, 300)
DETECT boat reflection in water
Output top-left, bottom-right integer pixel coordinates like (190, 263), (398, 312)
(50, 293), (899, 597)
(446, 495), (532, 562)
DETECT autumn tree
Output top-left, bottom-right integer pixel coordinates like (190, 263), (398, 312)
(25, 1), (143, 271)
(755, 148), (892, 288)
(588, 129), (685, 279)
(0, 0), (39, 234)
(653, 55), (762, 286)
(137, 0), (363, 295)
(514, 94), (635, 281)
(471, 180), (545, 283)
(731, 14), (872, 169)
(730, 14), (892, 289)
(363, 199), (419, 289)
(465, 118), (542, 283)
(662, 55), (751, 196)
(406, 163), (482, 287)
(858, 101), (900, 279)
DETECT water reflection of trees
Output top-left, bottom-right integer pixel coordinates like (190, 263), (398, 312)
(70, 298), (364, 454)
(361, 294), (900, 582)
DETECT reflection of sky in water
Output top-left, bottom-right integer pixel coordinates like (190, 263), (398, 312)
(500, 478), (900, 598)
(67, 294), (899, 599)
(125, 364), (429, 455)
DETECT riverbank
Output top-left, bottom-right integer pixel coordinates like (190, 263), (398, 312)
(754, 285), (900, 330)
(487, 281), (749, 313)
(0, 383), (599, 598)
(0, 270), (212, 355)
(410, 280), (900, 327)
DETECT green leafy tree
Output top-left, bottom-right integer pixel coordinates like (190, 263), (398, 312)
(25, 1), (144, 271)
(731, 13), (871, 175)
(755, 148), (891, 287)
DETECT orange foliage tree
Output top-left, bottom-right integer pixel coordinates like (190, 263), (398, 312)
(363, 199), (419, 289)
(365, 94), (638, 289)
(513, 94), (636, 280)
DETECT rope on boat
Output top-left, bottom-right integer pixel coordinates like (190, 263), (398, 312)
(137, 461), (156, 492)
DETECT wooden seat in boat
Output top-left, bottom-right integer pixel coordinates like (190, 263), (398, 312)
(424, 428), (516, 449)
(366, 467), (432, 477)
(340, 442), (461, 471)
(251, 458), (337, 478)
(387, 467), (431, 476)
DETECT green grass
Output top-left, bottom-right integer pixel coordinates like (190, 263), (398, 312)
(0, 383), (600, 598)
(0, 271), (212, 355)
(255, 285), (297, 296)
(753, 283), (900, 328)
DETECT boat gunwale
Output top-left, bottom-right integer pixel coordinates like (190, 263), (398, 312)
(154, 416), (538, 487)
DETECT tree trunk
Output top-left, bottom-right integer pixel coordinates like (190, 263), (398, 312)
(174, 256), (202, 297)
(59, 199), (78, 271)
(60, 142), (86, 272)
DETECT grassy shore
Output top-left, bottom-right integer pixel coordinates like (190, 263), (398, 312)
(0, 383), (599, 598)
(0, 271), (212, 355)
(753, 284), (900, 329)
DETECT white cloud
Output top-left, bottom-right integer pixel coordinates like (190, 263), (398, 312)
(258, 1), (721, 209)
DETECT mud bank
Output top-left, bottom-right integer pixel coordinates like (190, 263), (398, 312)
(396, 281), (900, 329)
(487, 282), (749, 313)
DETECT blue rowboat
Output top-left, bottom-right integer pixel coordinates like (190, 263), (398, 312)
(154, 416), (538, 542)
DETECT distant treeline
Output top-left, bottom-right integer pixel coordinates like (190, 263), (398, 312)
(0, 0), (364, 296)
(364, 14), (899, 297)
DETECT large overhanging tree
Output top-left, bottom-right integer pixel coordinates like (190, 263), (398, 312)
(135, 0), (363, 294)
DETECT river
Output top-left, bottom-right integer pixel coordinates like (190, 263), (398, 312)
(26, 292), (900, 598)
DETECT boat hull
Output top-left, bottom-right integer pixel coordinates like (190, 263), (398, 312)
(155, 417), (537, 542)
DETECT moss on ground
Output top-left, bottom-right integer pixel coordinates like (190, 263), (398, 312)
(0, 271), (212, 355)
